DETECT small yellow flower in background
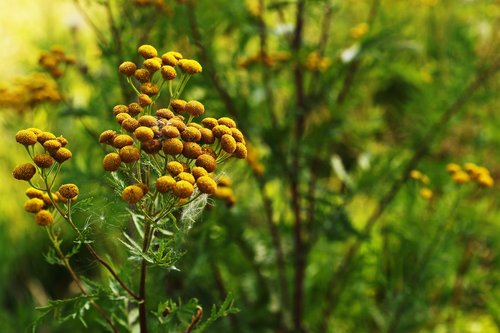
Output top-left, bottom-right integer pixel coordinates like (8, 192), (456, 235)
(420, 188), (433, 200)
(410, 169), (430, 184)
(446, 163), (461, 174)
(410, 170), (423, 180)
(452, 171), (470, 184)
(477, 173), (494, 188)
(351, 22), (369, 39)
(304, 52), (331, 72)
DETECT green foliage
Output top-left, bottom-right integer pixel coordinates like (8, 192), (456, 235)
(1, 0), (499, 332)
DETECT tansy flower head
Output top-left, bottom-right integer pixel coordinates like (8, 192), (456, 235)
(134, 126), (155, 142)
(170, 99), (187, 113)
(177, 172), (195, 185)
(452, 171), (470, 184)
(26, 187), (44, 199)
(196, 154), (217, 173)
(113, 104), (129, 115)
(113, 134), (134, 148)
(35, 210), (54, 226)
(24, 198), (45, 213)
(178, 59), (202, 74)
(119, 146), (141, 163)
(218, 117), (236, 128)
(199, 128), (215, 144)
(212, 125), (232, 138)
(201, 117), (218, 129)
(138, 44), (158, 59)
(51, 148), (72, 163)
(185, 100), (205, 116)
(134, 68), (151, 83)
(181, 127), (202, 142)
(34, 153), (55, 168)
(141, 139), (162, 154)
(173, 180), (194, 199)
(162, 125), (180, 138)
(119, 61), (137, 76)
(103, 153), (121, 171)
(16, 129), (38, 145)
(196, 176), (217, 194)
(122, 185), (144, 204)
(233, 142), (248, 159)
(43, 139), (62, 151)
(140, 82), (159, 96)
(163, 138), (184, 155)
(143, 58), (162, 72)
(59, 184), (79, 199)
(221, 134), (237, 154)
(138, 94), (153, 107)
(161, 65), (177, 80)
(138, 115), (157, 127)
(156, 176), (176, 193)
(446, 163), (461, 174)
(161, 52), (179, 66)
(192, 166), (208, 179)
(37, 131), (57, 144)
(99, 130), (117, 145)
(182, 142), (203, 159)
(420, 188), (433, 200)
(167, 161), (184, 176)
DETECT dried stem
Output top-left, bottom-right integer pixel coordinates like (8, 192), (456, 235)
(290, 0), (307, 331)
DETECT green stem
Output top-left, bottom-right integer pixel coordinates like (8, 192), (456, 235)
(138, 218), (153, 333)
(41, 175), (140, 300)
(45, 226), (119, 333)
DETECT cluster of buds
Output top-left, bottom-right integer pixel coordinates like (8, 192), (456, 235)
(101, 45), (246, 207)
(410, 169), (433, 200)
(238, 51), (290, 69)
(304, 52), (332, 72)
(39, 46), (76, 79)
(0, 73), (61, 113)
(447, 162), (495, 187)
(12, 128), (79, 225)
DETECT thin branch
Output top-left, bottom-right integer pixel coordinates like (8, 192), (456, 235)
(291, 0), (307, 331)
(335, 0), (381, 106)
(185, 2), (238, 119)
(257, 0), (279, 129)
(72, 0), (107, 46)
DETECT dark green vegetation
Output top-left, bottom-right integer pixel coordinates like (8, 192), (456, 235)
(1, 0), (499, 332)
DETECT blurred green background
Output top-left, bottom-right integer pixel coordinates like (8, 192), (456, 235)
(1, 0), (499, 332)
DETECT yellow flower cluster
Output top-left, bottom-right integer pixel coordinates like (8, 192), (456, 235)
(351, 22), (369, 39)
(304, 52), (331, 72)
(104, 45), (247, 206)
(447, 162), (494, 188)
(238, 51), (291, 69)
(12, 128), (78, 226)
(0, 73), (61, 113)
(410, 169), (433, 200)
(39, 46), (76, 79)
(214, 175), (237, 206)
